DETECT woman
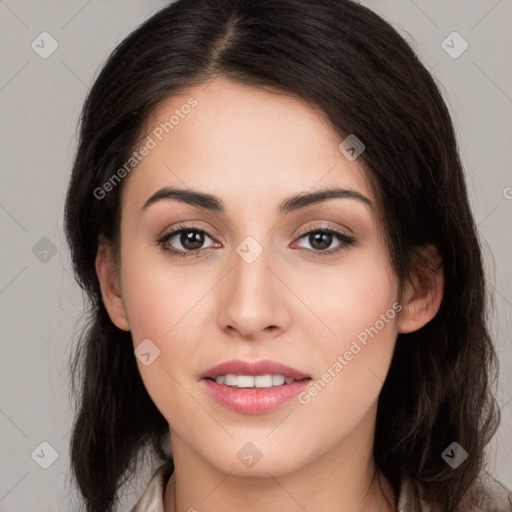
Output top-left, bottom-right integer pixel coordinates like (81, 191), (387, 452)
(63, 0), (512, 511)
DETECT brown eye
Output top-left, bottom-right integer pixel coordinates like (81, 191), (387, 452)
(307, 231), (334, 251)
(179, 229), (207, 250)
(156, 226), (218, 258)
(294, 227), (355, 256)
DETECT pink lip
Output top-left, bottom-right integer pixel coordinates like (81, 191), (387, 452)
(199, 359), (312, 414)
(199, 359), (311, 380)
(201, 379), (311, 414)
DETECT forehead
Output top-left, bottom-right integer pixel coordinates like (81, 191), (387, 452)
(121, 77), (374, 216)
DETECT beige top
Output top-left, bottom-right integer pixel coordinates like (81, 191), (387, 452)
(130, 461), (512, 512)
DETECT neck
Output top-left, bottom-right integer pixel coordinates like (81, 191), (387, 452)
(164, 406), (396, 512)
(165, 463), (395, 512)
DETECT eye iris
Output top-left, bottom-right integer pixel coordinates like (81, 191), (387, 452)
(181, 230), (204, 250)
(310, 231), (332, 250)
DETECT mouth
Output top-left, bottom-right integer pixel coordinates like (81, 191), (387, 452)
(199, 359), (312, 414)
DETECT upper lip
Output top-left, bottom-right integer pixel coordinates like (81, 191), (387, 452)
(200, 359), (311, 380)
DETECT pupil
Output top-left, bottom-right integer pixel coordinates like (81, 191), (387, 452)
(311, 232), (332, 250)
(182, 230), (204, 250)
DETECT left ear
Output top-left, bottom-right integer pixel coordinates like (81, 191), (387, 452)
(397, 244), (444, 334)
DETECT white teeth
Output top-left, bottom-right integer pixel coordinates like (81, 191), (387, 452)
(272, 375), (285, 385)
(224, 374), (238, 385)
(254, 375), (273, 388)
(214, 374), (295, 388)
(237, 375), (255, 388)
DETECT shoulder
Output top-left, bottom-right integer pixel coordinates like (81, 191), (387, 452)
(129, 460), (174, 512)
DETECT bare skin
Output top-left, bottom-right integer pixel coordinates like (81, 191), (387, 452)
(95, 77), (443, 512)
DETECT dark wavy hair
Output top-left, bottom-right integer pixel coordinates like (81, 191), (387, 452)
(63, 0), (501, 511)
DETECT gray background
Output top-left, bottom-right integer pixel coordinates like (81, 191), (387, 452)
(0, 1), (511, 510)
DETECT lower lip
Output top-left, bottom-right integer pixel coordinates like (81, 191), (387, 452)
(201, 378), (311, 414)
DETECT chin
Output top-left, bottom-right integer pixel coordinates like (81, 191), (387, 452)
(200, 442), (310, 478)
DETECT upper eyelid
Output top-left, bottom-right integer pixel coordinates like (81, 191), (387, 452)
(296, 223), (351, 237)
(159, 223), (353, 245)
(159, 223), (217, 241)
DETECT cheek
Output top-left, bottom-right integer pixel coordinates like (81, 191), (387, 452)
(119, 241), (203, 341)
(119, 253), (202, 418)
(300, 244), (398, 347)
(299, 248), (399, 408)
(118, 245), (211, 395)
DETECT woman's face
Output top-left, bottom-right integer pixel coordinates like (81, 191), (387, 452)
(102, 77), (408, 476)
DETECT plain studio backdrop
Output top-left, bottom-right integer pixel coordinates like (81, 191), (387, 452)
(0, 1), (511, 511)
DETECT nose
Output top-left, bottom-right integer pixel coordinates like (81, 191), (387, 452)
(216, 241), (290, 340)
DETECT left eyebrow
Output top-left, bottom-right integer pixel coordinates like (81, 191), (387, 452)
(140, 186), (374, 214)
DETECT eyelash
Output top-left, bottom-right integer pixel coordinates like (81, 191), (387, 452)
(155, 223), (356, 259)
